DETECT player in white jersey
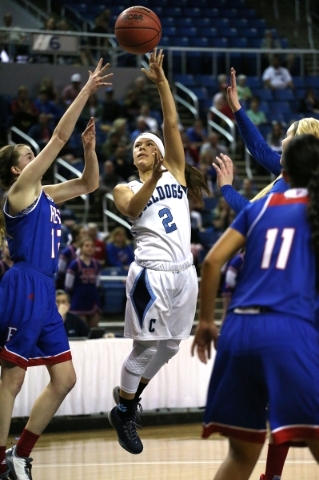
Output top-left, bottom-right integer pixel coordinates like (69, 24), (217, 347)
(108, 49), (209, 455)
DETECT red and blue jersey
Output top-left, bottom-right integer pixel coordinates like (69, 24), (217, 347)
(229, 189), (316, 322)
(4, 191), (61, 275)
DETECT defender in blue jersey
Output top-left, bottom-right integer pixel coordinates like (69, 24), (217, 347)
(0, 60), (112, 480)
(192, 135), (319, 479)
(214, 68), (319, 480)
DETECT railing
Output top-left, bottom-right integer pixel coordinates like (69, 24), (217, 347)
(173, 82), (199, 119)
(0, 27), (318, 76)
(102, 193), (131, 235)
(207, 107), (237, 155)
(53, 158), (89, 222)
(8, 126), (41, 155)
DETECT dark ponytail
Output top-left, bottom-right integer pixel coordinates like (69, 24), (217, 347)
(283, 134), (319, 288)
(185, 163), (210, 207)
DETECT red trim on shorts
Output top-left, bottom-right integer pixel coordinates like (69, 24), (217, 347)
(202, 422), (266, 444)
(0, 348), (72, 371)
(272, 425), (319, 445)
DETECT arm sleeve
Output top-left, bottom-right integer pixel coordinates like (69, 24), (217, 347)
(220, 185), (250, 214)
(64, 271), (75, 290)
(234, 108), (282, 176)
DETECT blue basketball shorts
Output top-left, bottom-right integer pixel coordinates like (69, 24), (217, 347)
(203, 311), (319, 445)
(0, 263), (71, 370)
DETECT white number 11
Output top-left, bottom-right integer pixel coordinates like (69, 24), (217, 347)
(261, 228), (295, 270)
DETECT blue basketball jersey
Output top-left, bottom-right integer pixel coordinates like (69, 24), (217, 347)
(229, 189), (316, 322)
(4, 191), (61, 274)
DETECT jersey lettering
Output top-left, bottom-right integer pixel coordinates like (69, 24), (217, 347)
(50, 205), (61, 224)
(149, 319), (156, 332)
(143, 184), (184, 212)
(261, 228), (295, 270)
(158, 208), (177, 233)
(6, 327), (17, 342)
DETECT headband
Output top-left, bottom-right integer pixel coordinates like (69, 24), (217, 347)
(134, 133), (165, 158)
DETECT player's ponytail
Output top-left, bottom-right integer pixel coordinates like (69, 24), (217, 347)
(283, 134), (319, 288)
(184, 163), (210, 207)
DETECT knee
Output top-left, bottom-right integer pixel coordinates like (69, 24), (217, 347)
(125, 341), (158, 376)
(157, 340), (180, 363)
(51, 368), (76, 397)
(1, 365), (25, 397)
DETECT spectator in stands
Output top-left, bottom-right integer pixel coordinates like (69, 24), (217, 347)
(0, 239), (13, 281)
(131, 75), (154, 108)
(87, 13), (111, 64)
(96, 87), (123, 132)
(56, 223), (87, 288)
(130, 116), (151, 143)
(102, 129), (121, 159)
(186, 119), (208, 151)
(211, 197), (236, 233)
(212, 74), (228, 108)
(112, 117), (131, 149)
(65, 237), (102, 327)
(1, 12), (28, 63)
(87, 222), (107, 265)
(238, 177), (257, 200)
(138, 103), (160, 134)
(261, 29), (295, 73)
(27, 113), (54, 150)
(106, 226), (134, 270)
(267, 121), (285, 153)
(262, 55), (294, 90)
(220, 251), (244, 322)
(298, 88), (319, 114)
(62, 73), (82, 107)
(200, 131), (228, 158)
(56, 289), (90, 338)
(236, 75), (253, 106)
(38, 76), (59, 103)
(111, 145), (133, 181)
(78, 93), (101, 129)
(181, 131), (200, 166)
(34, 87), (59, 126)
(11, 98), (39, 134)
(246, 96), (268, 126)
(260, 29), (282, 70)
(122, 88), (142, 130)
(10, 85), (38, 118)
(94, 159), (124, 217)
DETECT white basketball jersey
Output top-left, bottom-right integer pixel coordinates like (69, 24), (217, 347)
(127, 171), (192, 264)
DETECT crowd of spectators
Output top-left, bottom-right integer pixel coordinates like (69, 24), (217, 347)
(2, 14), (319, 328)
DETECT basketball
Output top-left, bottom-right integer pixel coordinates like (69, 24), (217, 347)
(114, 6), (162, 55)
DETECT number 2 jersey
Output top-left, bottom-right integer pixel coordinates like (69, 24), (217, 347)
(229, 188), (316, 323)
(127, 171), (192, 265)
(4, 190), (61, 275)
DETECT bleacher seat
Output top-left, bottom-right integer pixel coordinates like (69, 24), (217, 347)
(198, 229), (221, 251)
(306, 77), (319, 89)
(229, 38), (248, 49)
(200, 27), (219, 38)
(100, 267), (127, 314)
(174, 74), (197, 87)
(192, 37), (210, 49)
(161, 17), (175, 28)
(273, 89), (295, 101)
(254, 89), (273, 101)
(175, 17), (193, 27)
(177, 27), (198, 37)
(171, 37), (190, 47)
(245, 77), (263, 89)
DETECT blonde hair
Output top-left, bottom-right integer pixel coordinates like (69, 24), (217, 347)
(251, 118), (319, 202)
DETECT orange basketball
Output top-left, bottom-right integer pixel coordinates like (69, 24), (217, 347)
(115, 6), (162, 55)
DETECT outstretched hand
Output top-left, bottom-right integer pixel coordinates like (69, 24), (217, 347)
(141, 48), (165, 84)
(82, 117), (96, 150)
(213, 153), (234, 189)
(227, 67), (241, 113)
(84, 59), (113, 95)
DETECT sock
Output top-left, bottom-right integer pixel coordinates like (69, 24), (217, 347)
(264, 443), (289, 479)
(16, 429), (40, 458)
(134, 381), (148, 400)
(117, 396), (137, 419)
(0, 446), (7, 474)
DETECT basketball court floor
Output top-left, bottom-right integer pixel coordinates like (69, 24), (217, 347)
(9, 423), (317, 479)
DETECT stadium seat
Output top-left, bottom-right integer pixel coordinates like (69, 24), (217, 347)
(273, 89), (295, 101)
(254, 89), (273, 101)
(178, 27), (198, 37)
(174, 74), (197, 87)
